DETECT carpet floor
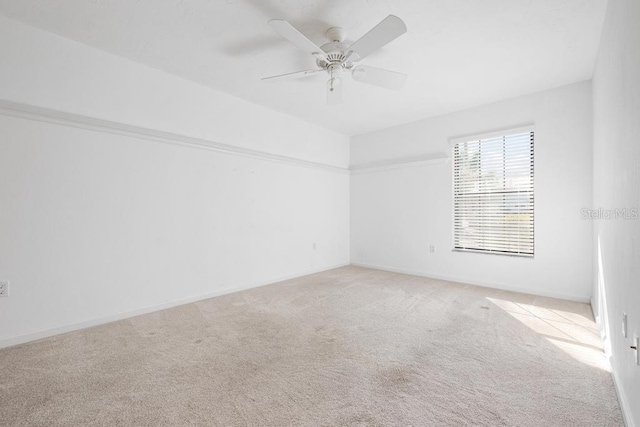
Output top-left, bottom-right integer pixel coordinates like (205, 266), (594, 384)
(0, 266), (623, 426)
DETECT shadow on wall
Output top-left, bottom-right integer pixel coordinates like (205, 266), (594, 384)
(596, 235), (612, 356)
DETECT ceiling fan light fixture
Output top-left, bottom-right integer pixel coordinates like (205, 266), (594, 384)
(327, 65), (343, 106)
(329, 64), (343, 87)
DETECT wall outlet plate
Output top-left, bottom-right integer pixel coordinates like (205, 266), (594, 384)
(0, 281), (8, 297)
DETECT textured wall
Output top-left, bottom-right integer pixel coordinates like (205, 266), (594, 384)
(0, 16), (350, 346)
(351, 82), (593, 302)
(592, 0), (640, 424)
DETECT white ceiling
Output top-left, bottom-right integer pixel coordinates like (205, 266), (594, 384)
(0, 0), (607, 136)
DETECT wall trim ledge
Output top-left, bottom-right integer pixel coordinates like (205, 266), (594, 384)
(350, 155), (449, 174)
(0, 99), (349, 174)
(0, 262), (350, 349)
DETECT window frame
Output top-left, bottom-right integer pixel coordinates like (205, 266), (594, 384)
(450, 125), (535, 258)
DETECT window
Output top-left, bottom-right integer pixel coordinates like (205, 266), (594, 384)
(453, 129), (534, 257)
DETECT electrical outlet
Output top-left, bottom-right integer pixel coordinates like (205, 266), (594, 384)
(0, 281), (8, 297)
(622, 312), (628, 338)
(312, 242), (317, 250)
(430, 245), (436, 253)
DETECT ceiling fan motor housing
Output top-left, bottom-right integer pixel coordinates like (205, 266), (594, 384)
(317, 40), (352, 71)
(326, 27), (346, 43)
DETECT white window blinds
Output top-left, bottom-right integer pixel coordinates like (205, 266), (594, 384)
(453, 130), (534, 257)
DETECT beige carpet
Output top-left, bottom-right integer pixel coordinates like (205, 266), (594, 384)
(0, 266), (623, 426)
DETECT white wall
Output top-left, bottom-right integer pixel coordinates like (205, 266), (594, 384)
(350, 82), (593, 302)
(592, 0), (640, 424)
(0, 15), (348, 168)
(0, 16), (350, 346)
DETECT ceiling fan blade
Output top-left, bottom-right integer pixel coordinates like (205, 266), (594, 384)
(268, 19), (328, 62)
(262, 69), (321, 82)
(327, 76), (343, 106)
(352, 65), (407, 90)
(347, 15), (407, 62)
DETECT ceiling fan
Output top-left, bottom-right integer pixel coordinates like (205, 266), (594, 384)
(262, 15), (407, 105)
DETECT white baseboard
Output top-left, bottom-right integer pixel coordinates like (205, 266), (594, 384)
(591, 298), (634, 427)
(350, 262), (591, 303)
(0, 262), (349, 349)
(610, 357), (635, 427)
(590, 296), (599, 326)
(590, 296), (608, 341)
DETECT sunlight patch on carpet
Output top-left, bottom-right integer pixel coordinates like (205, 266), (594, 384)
(486, 297), (610, 371)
